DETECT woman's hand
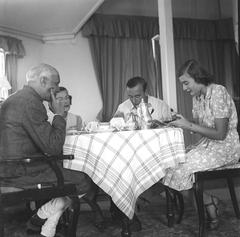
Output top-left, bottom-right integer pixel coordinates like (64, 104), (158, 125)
(169, 114), (192, 130)
(170, 113), (229, 140)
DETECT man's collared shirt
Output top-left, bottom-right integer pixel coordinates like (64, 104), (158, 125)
(114, 95), (172, 122)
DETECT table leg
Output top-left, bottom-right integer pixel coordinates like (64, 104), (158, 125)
(165, 187), (175, 227)
(121, 214), (131, 237)
(110, 199), (131, 236)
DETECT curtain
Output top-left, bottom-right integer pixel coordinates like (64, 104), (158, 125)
(5, 55), (18, 93)
(0, 35), (25, 94)
(82, 14), (162, 121)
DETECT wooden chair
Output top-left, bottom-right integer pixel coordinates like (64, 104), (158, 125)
(164, 160), (240, 237)
(193, 161), (240, 237)
(193, 114), (240, 237)
(164, 187), (184, 227)
(0, 154), (80, 237)
(166, 101), (240, 236)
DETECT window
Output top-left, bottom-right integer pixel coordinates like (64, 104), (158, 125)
(0, 49), (5, 77)
(0, 49), (11, 100)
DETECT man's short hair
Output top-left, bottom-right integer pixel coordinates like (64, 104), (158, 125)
(126, 76), (147, 92)
(26, 63), (59, 83)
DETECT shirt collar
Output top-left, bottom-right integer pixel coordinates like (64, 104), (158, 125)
(196, 84), (212, 101)
(129, 95), (149, 109)
(23, 85), (43, 102)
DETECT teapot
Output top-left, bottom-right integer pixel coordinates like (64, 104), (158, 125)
(137, 98), (152, 129)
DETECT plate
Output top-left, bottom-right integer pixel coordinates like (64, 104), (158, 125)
(94, 128), (116, 133)
(66, 130), (87, 135)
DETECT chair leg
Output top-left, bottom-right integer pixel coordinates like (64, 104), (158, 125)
(174, 190), (184, 224)
(193, 180), (206, 237)
(121, 214), (131, 237)
(66, 196), (80, 237)
(227, 177), (240, 219)
(164, 187), (175, 227)
(0, 196), (4, 237)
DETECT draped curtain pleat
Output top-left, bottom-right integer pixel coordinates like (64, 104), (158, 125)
(83, 15), (161, 121)
(5, 55), (18, 93)
(82, 15), (239, 144)
(0, 35), (25, 93)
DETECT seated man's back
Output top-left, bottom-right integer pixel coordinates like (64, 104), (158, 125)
(0, 85), (65, 159)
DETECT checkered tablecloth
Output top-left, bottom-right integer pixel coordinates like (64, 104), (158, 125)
(63, 127), (186, 219)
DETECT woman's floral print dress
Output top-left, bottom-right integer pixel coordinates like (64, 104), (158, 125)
(162, 84), (240, 191)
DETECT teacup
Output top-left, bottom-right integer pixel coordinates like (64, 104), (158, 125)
(98, 122), (110, 131)
(85, 121), (99, 132)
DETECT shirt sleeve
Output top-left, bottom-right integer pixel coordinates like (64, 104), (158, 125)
(211, 85), (231, 118)
(22, 100), (66, 155)
(76, 115), (83, 130)
(113, 104), (125, 118)
(159, 101), (172, 121)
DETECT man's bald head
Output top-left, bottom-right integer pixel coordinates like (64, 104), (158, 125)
(26, 63), (60, 101)
(26, 63), (59, 83)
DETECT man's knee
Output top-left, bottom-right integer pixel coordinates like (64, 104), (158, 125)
(50, 197), (71, 211)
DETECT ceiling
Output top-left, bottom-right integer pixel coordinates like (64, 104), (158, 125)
(0, 0), (236, 43)
(0, 0), (104, 42)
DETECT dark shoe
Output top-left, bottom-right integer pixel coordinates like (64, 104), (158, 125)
(26, 214), (46, 235)
(205, 196), (220, 230)
(54, 231), (65, 237)
(54, 223), (67, 237)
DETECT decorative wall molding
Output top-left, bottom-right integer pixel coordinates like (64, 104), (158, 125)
(0, 25), (43, 42)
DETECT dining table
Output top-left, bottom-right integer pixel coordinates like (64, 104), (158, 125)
(63, 126), (186, 236)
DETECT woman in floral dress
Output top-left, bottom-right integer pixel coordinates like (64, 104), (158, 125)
(163, 59), (240, 229)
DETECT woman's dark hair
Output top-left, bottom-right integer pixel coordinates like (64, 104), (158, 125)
(177, 59), (214, 86)
(57, 86), (72, 104)
(126, 76), (147, 92)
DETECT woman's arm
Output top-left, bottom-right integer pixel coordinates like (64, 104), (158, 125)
(170, 115), (229, 140)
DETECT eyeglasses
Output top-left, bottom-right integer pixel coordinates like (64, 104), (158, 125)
(128, 95), (142, 100)
(55, 95), (71, 102)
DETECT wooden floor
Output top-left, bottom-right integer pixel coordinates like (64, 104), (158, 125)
(4, 185), (240, 237)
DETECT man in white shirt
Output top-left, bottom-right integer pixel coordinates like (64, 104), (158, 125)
(114, 76), (172, 123)
(111, 76), (172, 231)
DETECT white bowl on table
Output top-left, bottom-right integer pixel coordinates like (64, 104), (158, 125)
(97, 122), (114, 132)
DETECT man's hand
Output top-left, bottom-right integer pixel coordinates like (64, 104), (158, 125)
(50, 89), (65, 117)
(150, 119), (164, 128)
